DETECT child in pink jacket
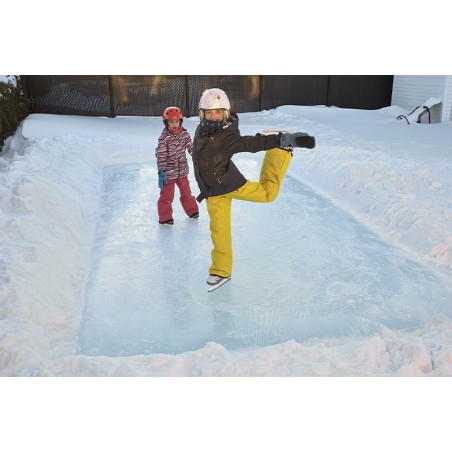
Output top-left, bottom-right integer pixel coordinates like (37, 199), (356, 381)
(156, 106), (199, 225)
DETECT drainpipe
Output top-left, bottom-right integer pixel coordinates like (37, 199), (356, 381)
(108, 76), (116, 118)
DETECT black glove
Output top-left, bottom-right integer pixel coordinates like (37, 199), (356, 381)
(281, 132), (316, 149)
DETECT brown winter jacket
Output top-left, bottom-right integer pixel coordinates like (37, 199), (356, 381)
(192, 112), (282, 202)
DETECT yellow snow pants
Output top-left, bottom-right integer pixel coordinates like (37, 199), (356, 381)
(206, 148), (292, 278)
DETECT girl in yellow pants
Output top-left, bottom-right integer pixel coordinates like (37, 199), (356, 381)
(192, 88), (315, 287)
(206, 148), (292, 278)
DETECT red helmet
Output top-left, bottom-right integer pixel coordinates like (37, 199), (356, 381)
(163, 106), (183, 121)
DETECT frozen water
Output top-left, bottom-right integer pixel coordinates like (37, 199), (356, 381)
(77, 154), (452, 357)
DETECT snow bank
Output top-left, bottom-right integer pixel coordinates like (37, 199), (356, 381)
(1, 128), (103, 375)
(37, 325), (452, 377)
(273, 106), (452, 279)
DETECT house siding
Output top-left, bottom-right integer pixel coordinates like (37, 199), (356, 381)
(392, 75), (452, 122)
(442, 76), (452, 122)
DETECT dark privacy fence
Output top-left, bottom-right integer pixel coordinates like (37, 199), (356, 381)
(22, 75), (394, 118)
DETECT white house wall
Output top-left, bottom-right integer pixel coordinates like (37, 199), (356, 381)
(442, 76), (452, 122)
(392, 75), (452, 122)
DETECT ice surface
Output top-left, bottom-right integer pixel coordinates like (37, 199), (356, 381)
(77, 155), (452, 356)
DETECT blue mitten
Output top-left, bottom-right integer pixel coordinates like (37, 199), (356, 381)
(158, 171), (167, 189)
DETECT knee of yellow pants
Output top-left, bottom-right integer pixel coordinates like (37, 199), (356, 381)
(230, 148), (291, 203)
(259, 148), (292, 202)
(206, 196), (232, 277)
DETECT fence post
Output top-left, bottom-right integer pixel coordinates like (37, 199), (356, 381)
(185, 76), (190, 117)
(326, 75), (332, 107)
(22, 75), (35, 114)
(108, 76), (116, 118)
(259, 75), (263, 111)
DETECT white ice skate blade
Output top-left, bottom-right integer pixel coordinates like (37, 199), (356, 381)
(207, 277), (231, 293)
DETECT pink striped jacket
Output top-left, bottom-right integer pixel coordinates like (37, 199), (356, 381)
(155, 127), (193, 179)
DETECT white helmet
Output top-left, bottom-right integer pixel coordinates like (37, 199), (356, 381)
(199, 88), (231, 111)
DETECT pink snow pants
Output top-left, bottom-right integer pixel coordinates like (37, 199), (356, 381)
(157, 176), (198, 223)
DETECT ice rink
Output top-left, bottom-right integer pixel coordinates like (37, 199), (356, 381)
(77, 158), (452, 356)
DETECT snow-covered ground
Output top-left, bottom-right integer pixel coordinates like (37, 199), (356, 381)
(1, 104), (451, 379)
